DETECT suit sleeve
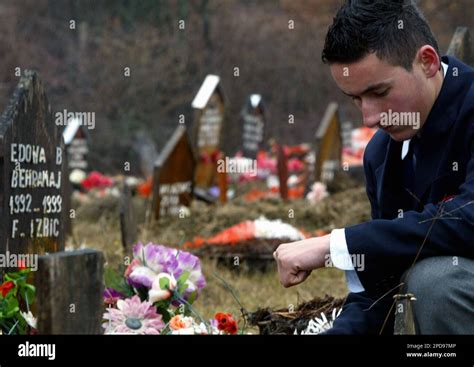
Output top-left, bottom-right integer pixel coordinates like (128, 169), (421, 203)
(345, 140), (474, 296)
(363, 144), (381, 220)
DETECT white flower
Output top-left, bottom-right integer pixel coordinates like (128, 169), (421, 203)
(298, 308), (342, 335)
(148, 273), (177, 303)
(254, 216), (305, 241)
(129, 266), (158, 288)
(20, 311), (37, 329)
(306, 182), (329, 204)
(171, 327), (195, 335)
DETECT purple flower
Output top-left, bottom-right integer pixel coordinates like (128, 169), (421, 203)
(173, 250), (206, 298)
(128, 242), (206, 301)
(103, 288), (124, 306)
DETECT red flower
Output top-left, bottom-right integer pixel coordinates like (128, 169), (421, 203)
(215, 312), (231, 327)
(226, 320), (238, 335)
(0, 281), (14, 297)
(215, 312), (238, 334)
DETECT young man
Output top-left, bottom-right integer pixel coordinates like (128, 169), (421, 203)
(274, 0), (474, 334)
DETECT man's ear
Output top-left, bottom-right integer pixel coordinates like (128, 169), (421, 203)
(416, 45), (441, 78)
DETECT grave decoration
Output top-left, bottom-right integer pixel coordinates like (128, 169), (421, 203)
(102, 242), (241, 335)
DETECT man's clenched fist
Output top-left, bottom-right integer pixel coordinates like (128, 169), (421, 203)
(273, 235), (331, 288)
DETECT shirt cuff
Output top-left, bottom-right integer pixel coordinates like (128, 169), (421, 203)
(330, 228), (355, 270)
(330, 228), (365, 293)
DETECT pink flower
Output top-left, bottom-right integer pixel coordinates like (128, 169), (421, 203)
(102, 295), (165, 334)
(124, 258), (141, 278)
(148, 273), (177, 303)
(306, 182), (329, 204)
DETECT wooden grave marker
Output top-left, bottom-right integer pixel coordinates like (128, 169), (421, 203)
(152, 125), (196, 219)
(191, 74), (225, 189)
(0, 70), (69, 256)
(447, 26), (472, 65)
(217, 168), (228, 204)
(35, 249), (104, 334)
(120, 182), (137, 253)
(277, 144), (288, 200)
(241, 94), (265, 159)
(132, 130), (158, 178)
(62, 117), (89, 171)
(313, 102), (342, 183)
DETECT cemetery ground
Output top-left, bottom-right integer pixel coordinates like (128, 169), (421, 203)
(69, 179), (369, 329)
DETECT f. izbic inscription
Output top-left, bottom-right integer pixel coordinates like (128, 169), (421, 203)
(0, 70), (67, 255)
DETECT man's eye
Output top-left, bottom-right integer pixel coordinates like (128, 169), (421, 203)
(374, 89), (389, 97)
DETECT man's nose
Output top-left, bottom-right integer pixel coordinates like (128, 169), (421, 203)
(361, 101), (380, 128)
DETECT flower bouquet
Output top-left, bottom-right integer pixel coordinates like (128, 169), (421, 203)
(102, 242), (239, 335)
(0, 264), (36, 335)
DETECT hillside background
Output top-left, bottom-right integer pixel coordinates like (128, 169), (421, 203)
(0, 0), (471, 174)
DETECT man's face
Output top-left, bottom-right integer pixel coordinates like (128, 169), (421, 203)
(330, 53), (434, 142)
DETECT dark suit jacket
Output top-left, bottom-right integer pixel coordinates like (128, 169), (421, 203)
(327, 56), (474, 334)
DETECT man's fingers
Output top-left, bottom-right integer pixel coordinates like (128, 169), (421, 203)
(280, 269), (311, 288)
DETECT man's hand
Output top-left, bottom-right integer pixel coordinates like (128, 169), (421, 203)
(273, 235), (331, 288)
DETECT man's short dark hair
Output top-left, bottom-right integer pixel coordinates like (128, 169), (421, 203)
(322, 0), (440, 70)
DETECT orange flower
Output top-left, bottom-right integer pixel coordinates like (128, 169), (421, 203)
(0, 281), (14, 297)
(170, 315), (188, 330)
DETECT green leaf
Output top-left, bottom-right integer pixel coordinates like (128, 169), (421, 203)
(104, 267), (134, 297)
(177, 271), (190, 285)
(177, 281), (189, 295)
(187, 291), (197, 305)
(159, 277), (170, 290)
(19, 286), (35, 307)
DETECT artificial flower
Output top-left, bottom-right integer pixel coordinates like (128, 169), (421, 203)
(298, 308), (342, 335)
(148, 273), (177, 303)
(215, 312), (238, 334)
(129, 243), (206, 301)
(0, 281), (14, 297)
(124, 258), (141, 278)
(103, 288), (124, 306)
(20, 311), (37, 329)
(103, 295), (165, 334)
